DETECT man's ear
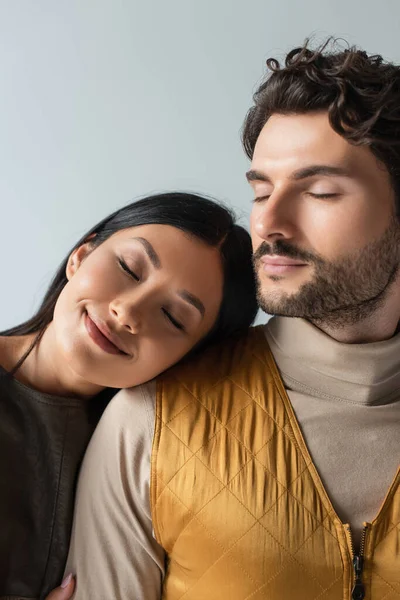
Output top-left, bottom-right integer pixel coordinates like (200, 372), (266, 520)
(66, 241), (94, 281)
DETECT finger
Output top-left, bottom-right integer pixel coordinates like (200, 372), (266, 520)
(45, 573), (76, 599)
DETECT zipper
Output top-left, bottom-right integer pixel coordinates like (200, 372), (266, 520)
(346, 524), (369, 600)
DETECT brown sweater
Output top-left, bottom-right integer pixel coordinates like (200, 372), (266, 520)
(0, 366), (113, 599)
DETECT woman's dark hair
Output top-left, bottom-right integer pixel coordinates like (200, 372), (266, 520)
(2, 192), (258, 371)
(242, 37), (400, 216)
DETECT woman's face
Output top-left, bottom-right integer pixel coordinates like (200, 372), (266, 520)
(52, 224), (223, 388)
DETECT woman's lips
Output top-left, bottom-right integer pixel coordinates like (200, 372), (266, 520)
(84, 312), (125, 355)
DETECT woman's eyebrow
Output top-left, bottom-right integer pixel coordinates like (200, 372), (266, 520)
(131, 237), (161, 268)
(178, 290), (205, 319)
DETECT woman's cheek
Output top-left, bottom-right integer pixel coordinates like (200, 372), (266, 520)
(139, 343), (178, 381)
(76, 258), (122, 298)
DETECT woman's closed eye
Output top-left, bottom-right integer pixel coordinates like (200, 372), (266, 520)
(118, 258), (140, 281)
(118, 257), (187, 332)
(162, 308), (186, 332)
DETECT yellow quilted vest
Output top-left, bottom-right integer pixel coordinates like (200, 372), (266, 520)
(151, 327), (400, 600)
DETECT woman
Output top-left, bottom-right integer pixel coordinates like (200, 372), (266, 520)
(0, 192), (258, 600)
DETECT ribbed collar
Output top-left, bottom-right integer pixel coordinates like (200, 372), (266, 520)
(264, 317), (400, 406)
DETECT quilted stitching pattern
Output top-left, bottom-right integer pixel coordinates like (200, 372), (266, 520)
(151, 328), (400, 600)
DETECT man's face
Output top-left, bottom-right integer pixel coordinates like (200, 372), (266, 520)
(248, 111), (400, 324)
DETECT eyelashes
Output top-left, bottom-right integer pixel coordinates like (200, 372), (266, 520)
(252, 195), (270, 203)
(118, 258), (140, 281)
(162, 308), (185, 332)
(308, 192), (340, 199)
(252, 192), (340, 202)
(118, 258), (186, 332)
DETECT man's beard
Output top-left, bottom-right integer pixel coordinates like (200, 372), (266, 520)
(253, 217), (400, 327)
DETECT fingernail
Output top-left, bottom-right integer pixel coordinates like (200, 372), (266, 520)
(61, 573), (73, 588)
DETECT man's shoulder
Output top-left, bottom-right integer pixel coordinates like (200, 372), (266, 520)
(159, 325), (270, 389)
(99, 381), (156, 430)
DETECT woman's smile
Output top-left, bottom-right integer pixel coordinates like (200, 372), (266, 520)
(84, 311), (129, 356)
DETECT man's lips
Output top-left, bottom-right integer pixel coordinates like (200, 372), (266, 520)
(260, 255), (308, 275)
(84, 312), (129, 356)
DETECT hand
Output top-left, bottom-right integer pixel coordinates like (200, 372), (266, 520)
(45, 573), (75, 599)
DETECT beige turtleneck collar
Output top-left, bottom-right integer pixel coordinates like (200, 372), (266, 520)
(265, 316), (400, 406)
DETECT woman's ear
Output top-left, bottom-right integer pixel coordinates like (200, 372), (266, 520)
(66, 241), (94, 281)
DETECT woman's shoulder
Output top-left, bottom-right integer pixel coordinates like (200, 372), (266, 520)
(0, 335), (26, 372)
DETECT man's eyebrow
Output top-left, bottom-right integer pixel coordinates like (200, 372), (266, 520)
(291, 165), (351, 180)
(178, 290), (205, 319)
(132, 237), (161, 269)
(246, 170), (271, 183)
(246, 165), (350, 184)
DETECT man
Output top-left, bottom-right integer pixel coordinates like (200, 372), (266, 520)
(53, 39), (400, 600)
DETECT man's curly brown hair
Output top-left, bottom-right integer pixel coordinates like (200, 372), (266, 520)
(242, 38), (400, 214)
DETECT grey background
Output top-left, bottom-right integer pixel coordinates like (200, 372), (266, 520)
(0, 0), (398, 329)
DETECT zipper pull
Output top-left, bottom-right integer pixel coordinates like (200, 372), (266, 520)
(352, 555), (365, 600)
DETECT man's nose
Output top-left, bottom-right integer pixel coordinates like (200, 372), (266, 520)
(252, 189), (297, 242)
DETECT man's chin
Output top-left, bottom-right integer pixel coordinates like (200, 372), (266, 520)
(258, 303), (308, 319)
(255, 269), (317, 315)
(256, 287), (311, 318)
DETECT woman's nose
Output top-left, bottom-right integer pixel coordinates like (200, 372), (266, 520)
(109, 300), (142, 334)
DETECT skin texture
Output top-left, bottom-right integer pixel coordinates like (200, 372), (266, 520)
(0, 224), (223, 397)
(248, 111), (400, 343)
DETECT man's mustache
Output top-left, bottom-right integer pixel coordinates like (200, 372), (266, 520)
(253, 240), (322, 265)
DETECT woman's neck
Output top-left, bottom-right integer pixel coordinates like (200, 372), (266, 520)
(0, 327), (105, 399)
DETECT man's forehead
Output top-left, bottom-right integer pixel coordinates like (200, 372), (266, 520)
(249, 113), (372, 180)
(253, 112), (346, 157)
